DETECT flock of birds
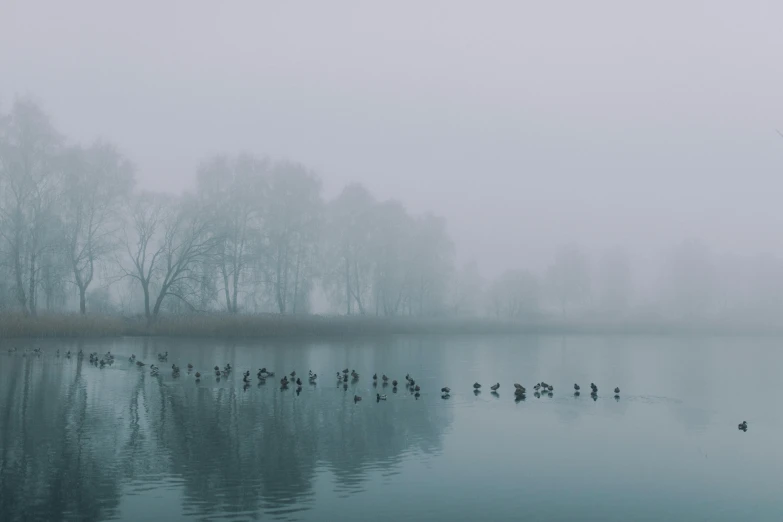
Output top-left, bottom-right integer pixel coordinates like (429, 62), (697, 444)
(5, 346), (749, 431)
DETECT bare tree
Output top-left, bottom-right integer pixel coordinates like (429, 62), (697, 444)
(62, 142), (134, 313)
(196, 154), (267, 313)
(0, 97), (62, 316)
(118, 193), (216, 322)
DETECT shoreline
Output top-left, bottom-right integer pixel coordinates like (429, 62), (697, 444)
(2, 313), (783, 339)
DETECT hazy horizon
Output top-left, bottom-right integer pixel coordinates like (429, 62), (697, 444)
(3, 1), (783, 280)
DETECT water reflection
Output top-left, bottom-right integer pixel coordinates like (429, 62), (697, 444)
(2, 335), (783, 522)
(0, 338), (453, 521)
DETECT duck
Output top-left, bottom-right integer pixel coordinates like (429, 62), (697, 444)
(414, 385), (421, 392)
(243, 372), (251, 383)
(533, 384), (541, 391)
(136, 360), (145, 367)
(392, 380), (398, 387)
(343, 374), (348, 382)
(514, 388), (526, 396)
(548, 385), (554, 392)
(405, 373), (411, 381)
(290, 371), (296, 378)
(441, 387), (451, 393)
(342, 368), (350, 374)
(215, 369), (221, 376)
(514, 383), (524, 390)
(296, 377), (302, 386)
(377, 393), (387, 400)
(172, 364), (180, 373)
(738, 421), (748, 431)
(490, 383), (500, 391)
(187, 363), (193, 370)
(408, 379), (415, 386)
(373, 373), (378, 381)
(309, 373), (317, 381)
(214, 365), (220, 372)
(354, 395), (362, 402)
(574, 384), (580, 391)
(473, 382), (481, 389)
(382, 374), (389, 382)
(195, 371), (201, 379)
(614, 387), (620, 394)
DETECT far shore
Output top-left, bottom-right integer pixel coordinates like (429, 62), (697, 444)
(2, 313), (783, 340)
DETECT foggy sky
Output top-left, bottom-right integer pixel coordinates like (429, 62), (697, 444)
(3, 0), (783, 277)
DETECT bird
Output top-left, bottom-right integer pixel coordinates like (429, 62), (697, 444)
(290, 371), (296, 378)
(473, 382), (481, 389)
(342, 368), (350, 374)
(354, 395), (362, 402)
(373, 373), (378, 381)
(738, 421), (748, 431)
(296, 378), (302, 386)
(382, 374), (389, 382)
(614, 387), (620, 394)
(441, 392), (450, 399)
(574, 384), (580, 391)
(441, 387), (451, 393)
(514, 388), (526, 397)
(195, 371), (201, 379)
(392, 379), (398, 387)
(533, 384), (541, 391)
(377, 393), (387, 400)
(187, 363), (193, 370)
(490, 383), (500, 391)
(414, 385), (421, 392)
(136, 361), (145, 367)
(548, 385), (554, 392)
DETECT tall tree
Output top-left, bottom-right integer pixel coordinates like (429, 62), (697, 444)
(62, 142), (135, 313)
(262, 161), (321, 314)
(196, 154), (267, 313)
(0, 97), (62, 316)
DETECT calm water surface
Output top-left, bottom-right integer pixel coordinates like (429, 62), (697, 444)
(1, 335), (781, 521)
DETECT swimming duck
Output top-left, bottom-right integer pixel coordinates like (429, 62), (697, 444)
(614, 387), (620, 394)
(574, 384), (580, 391)
(408, 379), (415, 386)
(309, 373), (317, 381)
(296, 378), (302, 386)
(377, 393), (387, 400)
(136, 361), (145, 367)
(514, 388), (526, 396)
(738, 421), (748, 431)
(490, 383), (500, 391)
(382, 374), (389, 382)
(392, 380), (398, 386)
(214, 366), (220, 372)
(354, 395), (362, 402)
(195, 371), (201, 379)
(373, 373), (378, 380)
(215, 369), (221, 376)
(533, 384), (541, 391)
(441, 387), (451, 393)
(548, 385), (554, 392)
(473, 382), (481, 389)
(414, 385), (421, 392)
(187, 363), (193, 370)
(290, 371), (296, 378)
(343, 368), (350, 374)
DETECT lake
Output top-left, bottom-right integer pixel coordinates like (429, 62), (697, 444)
(1, 335), (781, 521)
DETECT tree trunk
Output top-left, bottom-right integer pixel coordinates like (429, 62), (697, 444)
(79, 285), (87, 314)
(28, 252), (37, 317)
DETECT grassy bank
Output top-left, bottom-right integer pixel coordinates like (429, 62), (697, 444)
(2, 312), (783, 339)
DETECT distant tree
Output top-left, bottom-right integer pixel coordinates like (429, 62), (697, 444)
(61, 142), (135, 313)
(547, 245), (590, 317)
(487, 269), (539, 320)
(449, 260), (484, 316)
(261, 161), (322, 314)
(0, 97), (62, 315)
(598, 246), (632, 314)
(196, 153), (267, 313)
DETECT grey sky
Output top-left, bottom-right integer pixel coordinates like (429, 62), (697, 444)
(3, 0), (783, 276)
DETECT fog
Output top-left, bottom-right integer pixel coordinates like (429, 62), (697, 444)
(2, 1), (783, 324)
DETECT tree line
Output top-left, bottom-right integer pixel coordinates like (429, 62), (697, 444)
(0, 97), (454, 320)
(3, 96), (782, 325)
